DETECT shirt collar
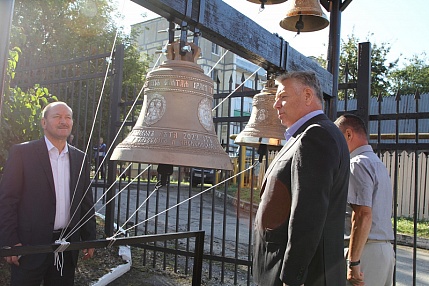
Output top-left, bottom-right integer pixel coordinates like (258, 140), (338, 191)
(44, 136), (69, 154)
(350, 144), (373, 158)
(284, 110), (324, 140)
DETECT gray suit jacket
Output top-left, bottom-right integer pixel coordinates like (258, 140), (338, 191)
(0, 138), (96, 269)
(253, 114), (349, 286)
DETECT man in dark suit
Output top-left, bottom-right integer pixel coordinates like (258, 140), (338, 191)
(0, 101), (96, 286)
(253, 71), (350, 286)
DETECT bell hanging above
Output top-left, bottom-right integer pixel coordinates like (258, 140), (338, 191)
(279, 0), (329, 34)
(246, 0), (287, 9)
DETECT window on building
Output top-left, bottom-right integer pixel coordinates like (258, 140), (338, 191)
(211, 43), (219, 55)
(211, 69), (219, 81)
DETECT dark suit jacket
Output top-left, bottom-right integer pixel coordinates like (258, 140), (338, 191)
(0, 138), (96, 269)
(253, 114), (350, 286)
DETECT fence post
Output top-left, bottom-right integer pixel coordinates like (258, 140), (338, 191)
(0, 0), (15, 128)
(105, 44), (124, 236)
(356, 42), (371, 133)
(192, 231), (205, 286)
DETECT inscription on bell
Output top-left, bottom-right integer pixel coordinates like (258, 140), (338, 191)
(126, 129), (217, 150)
(146, 78), (213, 93)
(164, 79), (189, 88)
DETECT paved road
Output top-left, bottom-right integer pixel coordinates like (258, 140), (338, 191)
(396, 244), (429, 286)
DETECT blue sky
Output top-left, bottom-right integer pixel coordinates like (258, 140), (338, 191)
(118, 0), (427, 67)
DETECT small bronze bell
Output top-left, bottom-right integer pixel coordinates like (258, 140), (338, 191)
(111, 41), (233, 171)
(234, 79), (286, 148)
(279, 0), (329, 34)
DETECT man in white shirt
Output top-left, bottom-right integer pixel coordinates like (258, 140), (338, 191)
(0, 101), (96, 286)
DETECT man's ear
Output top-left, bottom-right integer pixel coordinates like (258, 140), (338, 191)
(303, 87), (313, 104)
(345, 128), (353, 141)
(41, 118), (46, 130)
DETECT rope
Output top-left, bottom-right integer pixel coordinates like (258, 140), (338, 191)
(63, 164), (151, 241)
(120, 162), (259, 235)
(61, 0), (127, 239)
(53, 239), (70, 276)
(57, 0), (261, 246)
(106, 236), (117, 248)
(110, 180), (163, 239)
(206, 50), (229, 76)
(212, 66), (262, 112)
(152, 41), (170, 70)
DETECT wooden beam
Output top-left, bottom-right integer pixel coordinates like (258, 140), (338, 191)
(131, 0), (333, 96)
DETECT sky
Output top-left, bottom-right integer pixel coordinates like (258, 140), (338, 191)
(116, 0), (428, 67)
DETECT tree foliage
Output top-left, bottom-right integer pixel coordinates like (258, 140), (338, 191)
(6, 0), (150, 149)
(336, 33), (429, 99)
(390, 54), (429, 96)
(338, 34), (398, 99)
(10, 0), (149, 88)
(0, 47), (57, 172)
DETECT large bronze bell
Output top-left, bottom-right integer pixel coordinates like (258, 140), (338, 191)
(279, 0), (329, 33)
(234, 79), (286, 148)
(111, 41), (233, 171)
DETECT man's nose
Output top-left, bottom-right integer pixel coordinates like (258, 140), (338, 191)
(273, 98), (280, 109)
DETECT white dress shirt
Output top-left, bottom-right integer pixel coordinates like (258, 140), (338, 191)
(45, 136), (71, 230)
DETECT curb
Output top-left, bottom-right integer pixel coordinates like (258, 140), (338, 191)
(396, 233), (429, 250)
(92, 213), (133, 286)
(92, 245), (132, 286)
(214, 189), (259, 214)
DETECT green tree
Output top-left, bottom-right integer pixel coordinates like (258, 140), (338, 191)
(9, 0), (150, 147)
(338, 34), (398, 99)
(389, 54), (429, 96)
(0, 47), (57, 172)
(11, 0), (149, 85)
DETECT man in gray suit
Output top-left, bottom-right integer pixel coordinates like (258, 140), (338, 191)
(0, 101), (96, 286)
(253, 71), (350, 286)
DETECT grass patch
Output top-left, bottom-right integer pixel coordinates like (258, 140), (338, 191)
(226, 184), (261, 205)
(395, 217), (429, 238)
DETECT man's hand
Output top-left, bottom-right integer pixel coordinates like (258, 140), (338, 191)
(82, 248), (95, 260)
(3, 243), (22, 266)
(347, 265), (365, 285)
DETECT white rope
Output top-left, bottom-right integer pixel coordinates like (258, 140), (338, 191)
(212, 66), (262, 112)
(152, 41), (169, 71)
(106, 236), (117, 248)
(61, 1), (124, 240)
(119, 162), (259, 236)
(64, 39), (147, 237)
(53, 239), (70, 276)
(64, 164), (151, 241)
(110, 181), (163, 239)
(206, 49), (229, 76)
(58, 0), (260, 246)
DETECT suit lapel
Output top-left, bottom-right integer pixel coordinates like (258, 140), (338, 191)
(260, 114), (329, 193)
(68, 146), (81, 210)
(36, 138), (56, 197)
(261, 133), (303, 188)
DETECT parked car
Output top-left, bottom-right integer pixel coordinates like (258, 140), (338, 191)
(191, 168), (215, 187)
